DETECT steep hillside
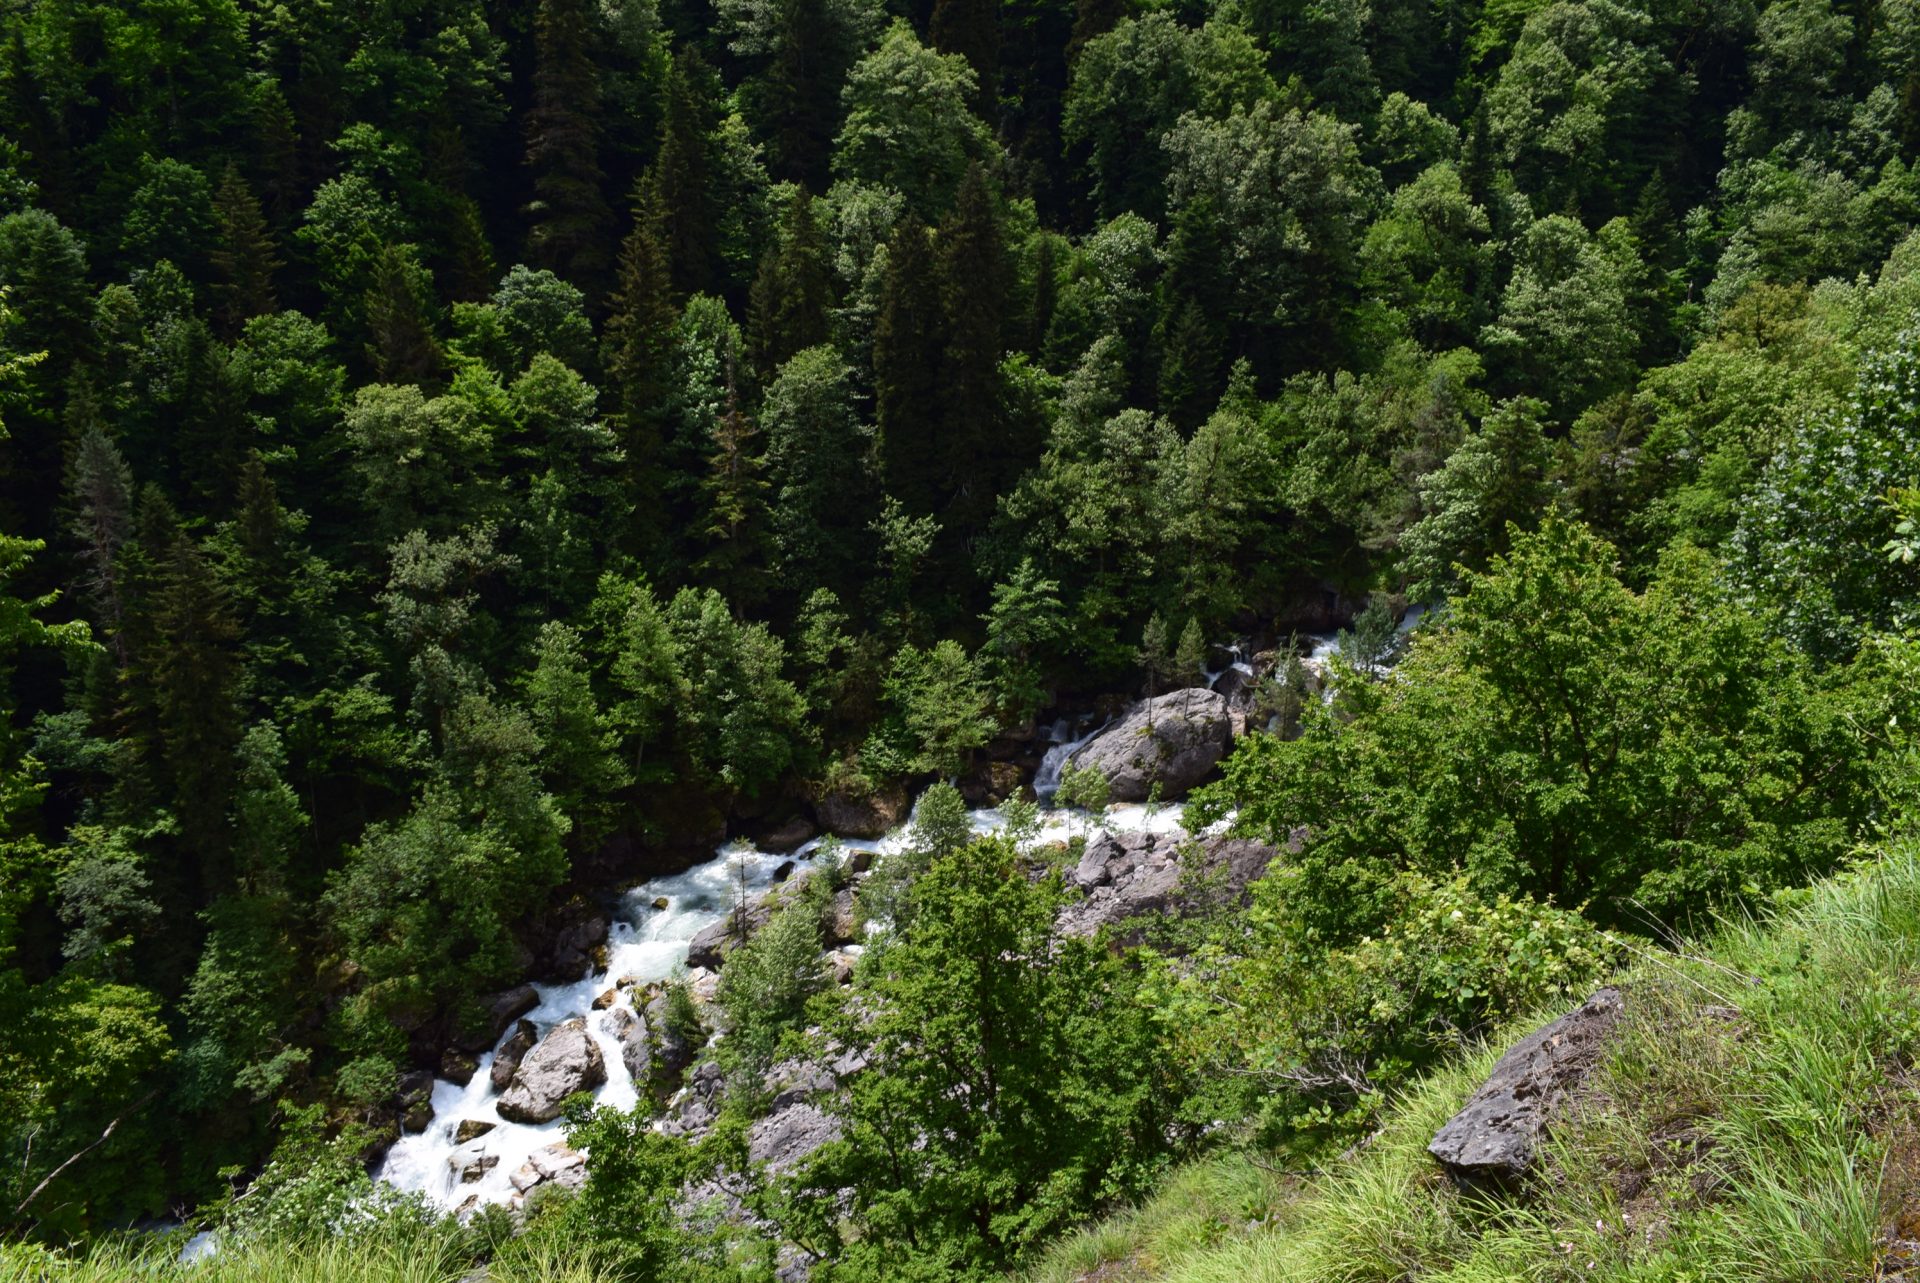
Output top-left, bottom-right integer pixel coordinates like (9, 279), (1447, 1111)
(1032, 838), (1920, 1283)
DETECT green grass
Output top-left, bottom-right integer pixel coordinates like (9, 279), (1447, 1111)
(1027, 840), (1920, 1283)
(0, 1222), (618, 1283)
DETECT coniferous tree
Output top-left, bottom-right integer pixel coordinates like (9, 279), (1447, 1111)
(363, 244), (444, 385)
(873, 215), (945, 515)
(697, 370), (771, 606)
(931, 0), (1002, 121)
(209, 166), (280, 337)
(655, 52), (722, 299)
(525, 0), (617, 288)
(604, 179), (681, 557)
(747, 188), (833, 380)
(934, 164), (1012, 532)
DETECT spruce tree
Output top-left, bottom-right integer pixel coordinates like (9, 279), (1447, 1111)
(934, 164), (1012, 529)
(747, 189), (833, 380)
(656, 51), (722, 298)
(603, 178), (681, 556)
(873, 216), (945, 516)
(525, 0), (617, 288)
(697, 371), (771, 607)
(209, 166), (280, 337)
(931, 0), (1002, 121)
(65, 422), (134, 647)
(363, 244), (445, 385)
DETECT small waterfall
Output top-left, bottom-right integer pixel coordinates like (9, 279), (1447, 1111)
(1033, 717), (1105, 804)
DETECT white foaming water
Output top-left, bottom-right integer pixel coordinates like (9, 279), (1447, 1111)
(1032, 717), (1108, 803)
(377, 789), (1185, 1212)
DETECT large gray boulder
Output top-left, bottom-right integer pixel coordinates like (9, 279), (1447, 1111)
(1056, 829), (1285, 940)
(1428, 987), (1625, 1183)
(1070, 688), (1232, 801)
(604, 1006), (651, 1082)
(489, 1019), (539, 1093)
(496, 1018), (606, 1123)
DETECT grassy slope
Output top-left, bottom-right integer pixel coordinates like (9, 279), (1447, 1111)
(1031, 840), (1920, 1283)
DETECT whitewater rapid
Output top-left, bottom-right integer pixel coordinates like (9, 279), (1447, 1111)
(375, 789), (1189, 1212)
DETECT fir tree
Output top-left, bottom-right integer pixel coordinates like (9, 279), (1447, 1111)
(931, 0), (1002, 121)
(697, 370), (771, 607)
(656, 51), (722, 298)
(603, 179), (681, 556)
(149, 532), (243, 893)
(873, 216), (945, 516)
(363, 244), (444, 385)
(208, 166), (280, 337)
(747, 189), (833, 380)
(934, 163), (1012, 529)
(525, 0), (616, 288)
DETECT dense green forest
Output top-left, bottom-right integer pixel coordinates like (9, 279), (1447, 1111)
(4, 0), (1920, 1275)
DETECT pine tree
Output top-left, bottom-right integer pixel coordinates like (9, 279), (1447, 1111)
(64, 422), (134, 647)
(525, 0), (616, 288)
(873, 216), (945, 515)
(1155, 195), (1229, 431)
(208, 166), (280, 337)
(1173, 615), (1207, 686)
(149, 532), (243, 893)
(747, 189), (833, 380)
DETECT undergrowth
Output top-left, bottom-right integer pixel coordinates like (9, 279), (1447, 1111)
(1029, 840), (1920, 1283)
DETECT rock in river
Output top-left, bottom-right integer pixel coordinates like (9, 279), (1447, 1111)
(1069, 688), (1232, 801)
(496, 1018), (606, 1124)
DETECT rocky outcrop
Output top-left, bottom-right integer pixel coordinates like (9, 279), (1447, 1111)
(758, 816), (818, 854)
(747, 1103), (840, 1174)
(453, 1119), (495, 1144)
(1056, 828), (1287, 940)
(604, 1006), (651, 1081)
(531, 899), (611, 983)
(1428, 987), (1626, 1183)
(496, 1019), (606, 1124)
(490, 1019), (539, 1093)
(508, 1143), (587, 1197)
(813, 785), (911, 839)
(1069, 688), (1233, 801)
(396, 1070), (436, 1134)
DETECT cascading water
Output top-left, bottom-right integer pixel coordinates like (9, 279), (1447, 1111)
(377, 773), (1184, 1212)
(1032, 716), (1106, 803)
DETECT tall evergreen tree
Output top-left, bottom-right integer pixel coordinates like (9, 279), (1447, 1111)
(873, 215), (945, 515)
(603, 179), (681, 556)
(208, 166), (280, 337)
(934, 163), (1012, 537)
(696, 372), (771, 606)
(747, 188), (833, 380)
(525, 0), (617, 288)
(931, 0), (1003, 121)
(363, 244), (445, 386)
(655, 51), (722, 299)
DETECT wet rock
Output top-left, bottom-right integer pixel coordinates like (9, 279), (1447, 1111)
(605, 1005), (651, 1081)
(653, 896), (670, 910)
(826, 888), (857, 947)
(959, 759), (1026, 808)
(1069, 689), (1233, 801)
(1428, 988), (1626, 1183)
(814, 785), (911, 839)
(591, 987), (618, 1010)
(450, 1151), (499, 1184)
(440, 1049), (479, 1086)
(490, 1019), (539, 1093)
(396, 1070), (435, 1134)
(760, 816), (818, 854)
(452, 984), (541, 1054)
(772, 860), (798, 884)
(531, 899), (611, 983)
(645, 991), (698, 1081)
(453, 1119), (496, 1144)
(497, 1018), (606, 1124)
(687, 914), (748, 970)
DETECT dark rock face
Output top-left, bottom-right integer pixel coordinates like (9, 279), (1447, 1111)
(536, 900), (611, 983)
(440, 1049), (479, 1086)
(1428, 987), (1626, 1183)
(397, 1070), (436, 1133)
(453, 1119), (496, 1144)
(490, 1019), (539, 1093)
(497, 1018), (606, 1123)
(451, 984), (540, 1054)
(759, 816), (818, 854)
(814, 785), (911, 839)
(1069, 688), (1233, 801)
(1056, 829), (1286, 940)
